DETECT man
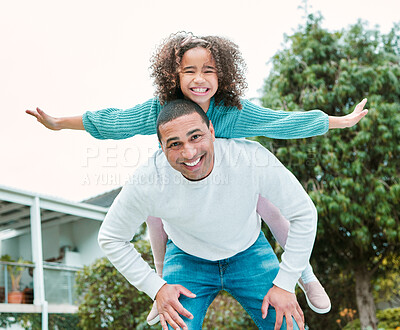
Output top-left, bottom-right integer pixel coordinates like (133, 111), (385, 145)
(98, 99), (317, 329)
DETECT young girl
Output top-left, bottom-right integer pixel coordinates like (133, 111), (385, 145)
(27, 32), (368, 324)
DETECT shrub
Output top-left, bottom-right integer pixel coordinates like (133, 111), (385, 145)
(343, 307), (400, 329)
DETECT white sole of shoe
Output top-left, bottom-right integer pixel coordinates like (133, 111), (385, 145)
(298, 281), (331, 314)
(147, 315), (160, 326)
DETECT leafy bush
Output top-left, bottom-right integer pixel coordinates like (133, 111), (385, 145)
(376, 307), (400, 329)
(343, 307), (400, 329)
(0, 313), (79, 329)
(75, 240), (155, 329)
(203, 291), (256, 329)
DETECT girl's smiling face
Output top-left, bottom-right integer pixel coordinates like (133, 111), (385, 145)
(178, 47), (218, 113)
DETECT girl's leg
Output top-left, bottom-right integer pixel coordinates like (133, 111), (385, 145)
(256, 196), (316, 281)
(147, 216), (168, 277)
(256, 195), (331, 314)
(146, 216), (168, 325)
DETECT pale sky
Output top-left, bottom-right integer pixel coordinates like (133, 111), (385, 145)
(1, 0), (399, 202)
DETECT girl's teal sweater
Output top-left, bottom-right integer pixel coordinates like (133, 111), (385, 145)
(82, 97), (329, 140)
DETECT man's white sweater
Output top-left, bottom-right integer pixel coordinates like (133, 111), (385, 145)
(98, 138), (317, 300)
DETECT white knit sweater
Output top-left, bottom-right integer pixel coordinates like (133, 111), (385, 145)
(98, 138), (317, 300)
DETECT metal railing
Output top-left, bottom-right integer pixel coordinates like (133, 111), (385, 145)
(43, 262), (82, 305)
(0, 261), (35, 304)
(0, 261), (82, 305)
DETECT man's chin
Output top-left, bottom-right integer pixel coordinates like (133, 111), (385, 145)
(183, 172), (206, 181)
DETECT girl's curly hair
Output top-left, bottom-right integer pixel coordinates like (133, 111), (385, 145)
(150, 32), (248, 109)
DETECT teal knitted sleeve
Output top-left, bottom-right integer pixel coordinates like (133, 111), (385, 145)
(82, 97), (329, 140)
(209, 99), (329, 139)
(82, 98), (162, 140)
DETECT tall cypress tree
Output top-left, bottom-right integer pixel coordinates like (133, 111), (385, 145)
(257, 14), (400, 329)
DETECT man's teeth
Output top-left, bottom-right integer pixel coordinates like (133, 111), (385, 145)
(192, 88), (208, 93)
(184, 157), (201, 167)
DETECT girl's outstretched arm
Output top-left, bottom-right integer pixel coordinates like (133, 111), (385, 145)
(27, 98), (161, 139)
(26, 107), (84, 130)
(328, 98), (368, 129)
(225, 98), (369, 140)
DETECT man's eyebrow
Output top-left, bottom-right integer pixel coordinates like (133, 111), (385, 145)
(187, 129), (202, 136)
(165, 129), (203, 144)
(166, 136), (179, 145)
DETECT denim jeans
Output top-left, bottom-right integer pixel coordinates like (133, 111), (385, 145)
(163, 231), (299, 330)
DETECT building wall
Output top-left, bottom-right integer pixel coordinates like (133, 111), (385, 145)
(59, 222), (74, 249)
(72, 219), (103, 266)
(19, 233), (32, 261)
(1, 237), (19, 260)
(42, 226), (60, 261)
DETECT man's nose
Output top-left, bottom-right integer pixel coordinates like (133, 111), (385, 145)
(182, 145), (197, 159)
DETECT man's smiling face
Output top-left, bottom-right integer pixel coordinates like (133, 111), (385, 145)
(159, 112), (215, 181)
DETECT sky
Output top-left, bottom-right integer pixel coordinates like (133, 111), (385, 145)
(1, 0), (399, 202)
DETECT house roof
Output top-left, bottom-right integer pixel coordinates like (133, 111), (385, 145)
(83, 187), (122, 208)
(0, 184), (109, 240)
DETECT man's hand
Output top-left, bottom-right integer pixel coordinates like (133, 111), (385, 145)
(261, 285), (304, 330)
(328, 98), (369, 129)
(156, 283), (196, 330)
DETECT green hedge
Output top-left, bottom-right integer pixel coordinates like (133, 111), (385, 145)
(0, 313), (79, 329)
(343, 307), (400, 330)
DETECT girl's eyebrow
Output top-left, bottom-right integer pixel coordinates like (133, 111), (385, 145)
(181, 64), (216, 70)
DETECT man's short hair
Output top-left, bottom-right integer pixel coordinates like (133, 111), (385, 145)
(156, 99), (210, 142)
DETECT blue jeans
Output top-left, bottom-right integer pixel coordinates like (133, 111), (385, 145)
(163, 231), (299, 329)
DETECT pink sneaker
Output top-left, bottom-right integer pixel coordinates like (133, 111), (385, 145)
(298, 279), (331, 314)
(146, 301), (160, 326)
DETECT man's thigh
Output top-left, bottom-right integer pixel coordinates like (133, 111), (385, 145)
(163, 240), (220, 329)
(224, 231), (300, 330)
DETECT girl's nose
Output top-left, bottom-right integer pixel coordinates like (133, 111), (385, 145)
(193, 72), (205, 83)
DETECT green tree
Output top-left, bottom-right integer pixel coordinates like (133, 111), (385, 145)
(256, 14), (400, 329)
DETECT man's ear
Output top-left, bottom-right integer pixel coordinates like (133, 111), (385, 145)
(158, 126), (165, 152)
(209, 121), (215, 141)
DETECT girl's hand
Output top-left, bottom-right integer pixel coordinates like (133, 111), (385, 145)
(25, 108), (84, 130)
(26, 107), (61, 130)
(328, 98), (369, 129)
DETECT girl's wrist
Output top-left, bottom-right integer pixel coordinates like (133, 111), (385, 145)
(53, 117), (63, 130)
(328, 115), (349, 129)
(57, 116), (85, 130)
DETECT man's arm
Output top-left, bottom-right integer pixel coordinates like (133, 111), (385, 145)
(253, 143), (318, 329)
(257, 155), (318, 293)
(98, 183), (166, 299)
(98, 174), (195, 330)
